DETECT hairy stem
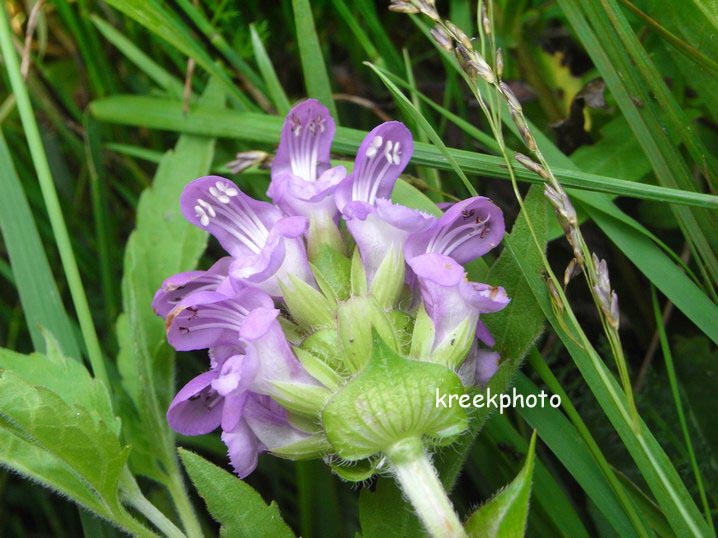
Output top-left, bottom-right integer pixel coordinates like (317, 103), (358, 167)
(387, 438), (467, 538)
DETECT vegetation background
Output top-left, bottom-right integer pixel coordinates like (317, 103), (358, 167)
(0, 0), (716, 536)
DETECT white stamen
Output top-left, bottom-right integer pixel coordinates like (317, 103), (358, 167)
(384, 140), (394, 163)
(215, 181), (239, 197)
(391, 141), (401, 165)
(365, 135), (384, 158)
(209, 186), (230, 204)
(197, 198), (216, 218)
(317, 115), (326, 133)
(194, 205), (210, 226)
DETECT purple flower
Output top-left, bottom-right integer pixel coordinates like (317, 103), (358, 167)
(166, 358), (312, 478)
(240, 306), (319, 394)
(152, 257), (233, 318)
(165, 288), (274, 351)
(407, 252), (509, 351)
(180, 176), (312, 295)
(334, 121), (433, 281)
(268, 99), (346, 220)
(222, 394), (316, 478)
(342, 198), (434, 282)
(166, 352), (258, 436)
(335, 121), (414, 212)
(405, 197), (504, 265)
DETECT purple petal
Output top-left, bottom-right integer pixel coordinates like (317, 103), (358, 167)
(167, 371), (222, 436)
(335, 121), (414, 211)
(166, 288), (274, 351)
(408, 253), (509, 346)
(475, 319), (496, 347)
(152, 257), (232, 318)
(343, 198), (435, 281)
(240, 308), (317, 392)
(272, 99), (336, 183)
(211, 353), (259, 397)
(222, 419), (261, 478)
(268, 167), (347, 219)
(220, 390), (248, 432)
(244, 395), (313, 450)
(458, 344), (500, 387)
(405, 196), (505, 265)
(180, 176), (282, 258)
(228, 215), (312, 296)
(209, 343), (245, 370)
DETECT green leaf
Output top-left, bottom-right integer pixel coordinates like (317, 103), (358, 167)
(392, 178), (442, 216)
(464, 432), (536, 537)
(178, 449), (295, 538)
(0, 367), (130, 522)
(0, 334), (117, 433)
(0, 342), (139, 530)
(292, 0), (338, 119)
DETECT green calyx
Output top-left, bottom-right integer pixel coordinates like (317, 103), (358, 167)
(322, 332), (469, 461)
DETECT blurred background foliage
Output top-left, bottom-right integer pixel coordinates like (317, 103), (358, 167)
(0, 0), (716, 536)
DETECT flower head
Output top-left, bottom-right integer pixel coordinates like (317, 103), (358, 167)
(157, 101), (509, 479)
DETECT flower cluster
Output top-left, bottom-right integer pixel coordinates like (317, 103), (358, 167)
(154, 99), (509, 478)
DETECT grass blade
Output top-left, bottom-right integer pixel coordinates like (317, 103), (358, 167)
(0, 131), (80, 358)
(91, 15), (185, 98)
(102, 0), (254, 109)
(651, 286), (714, 532)
(89, 95), (718, 209)
(250, 24), (291, 115)
(559, 0), (718, 294)
(292, 0), (338, 119)
(0, 3), (107, 386)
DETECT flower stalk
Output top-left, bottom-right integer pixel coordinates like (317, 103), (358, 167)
(386, 438), (467, 538)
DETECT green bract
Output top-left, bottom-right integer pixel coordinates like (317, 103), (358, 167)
(323, 333), (468, 461)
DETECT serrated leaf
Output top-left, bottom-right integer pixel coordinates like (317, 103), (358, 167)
(0, 370), (129, 512)
(0, 427), (111, 519)
(0, 335), (117, 433)
(179, 449), (295, 538)
(464, 432), (536, 537)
